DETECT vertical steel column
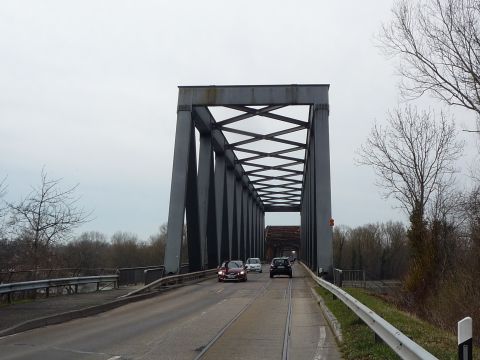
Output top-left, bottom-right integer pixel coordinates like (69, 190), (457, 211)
(164, 109), (193, 274)
(231, 187), (239, 259)
(258, 207), (262, 258)
(207, 155), (218, 269)
(197, 133), (216, 268)
(250, 196), (254, 258)
(261, 210), (265, 258)
(185, 126), (202, 271)
(242, 186), (248, 259)
(246, 194), (252, 259)
(306, 149), (313, 269)
(303, 156), (308, 267)
(226, 167), (235, 259)
(310, 146), (317, 270)
(313, 104), (332, 275)
(300, 197), (304, 263)
(235, 178), (243, 259)
(256, 205), (260, 257)
(252, 200), (258, 257)
(215, 153), (228, 264)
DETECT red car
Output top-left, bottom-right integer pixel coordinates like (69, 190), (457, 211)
(217, 260), (247, 282)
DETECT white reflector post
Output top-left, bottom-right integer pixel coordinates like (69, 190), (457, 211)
(458, 317), (472, 360)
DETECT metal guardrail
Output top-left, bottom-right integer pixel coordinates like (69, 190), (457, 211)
(0, 268), (117, 283)
(117, 263), (189, 285)
(122, 269), (218, 297)
(0, 275), (119, 303)
(301, 263), (438, 360)
(117, 266), (164, 285)
(144, 268), (165, 285)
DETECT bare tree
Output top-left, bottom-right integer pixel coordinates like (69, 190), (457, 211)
(0, 176), (7, 238)
(379, 0), (480, 133)
(110, 231), (142, 267)
(8, 169), (90, 271)
(358, 106), (463, 220)
(358, 106), (463, 299)
(62, 231), (110, 269)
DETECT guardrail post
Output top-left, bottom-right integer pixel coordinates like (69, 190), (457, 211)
(458, 317), (472, 360)
(46, 287), (50, 298)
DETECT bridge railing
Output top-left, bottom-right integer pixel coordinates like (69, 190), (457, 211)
(0, 275), (119, 304)
(117, 263), (189, 285)
(0, 268), (117, 283)
(302, 262), (438, 360)
(122, 268), (218, 298)
(1, 264), (190, 286)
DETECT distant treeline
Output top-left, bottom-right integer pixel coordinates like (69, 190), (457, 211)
(0, 227), (170, 271)
(333, 221), (409, 280)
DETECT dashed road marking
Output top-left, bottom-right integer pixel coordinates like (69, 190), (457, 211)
(313, 326), (327, 360)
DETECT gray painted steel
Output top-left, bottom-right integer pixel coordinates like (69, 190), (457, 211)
(164, 85), (331, 275)
(164, 110), (193, 274)
(198, 134), (214, 267)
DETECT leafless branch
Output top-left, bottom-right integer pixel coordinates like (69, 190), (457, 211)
(357, 106), (464, 219)
(379, 0), (480, 131)
(7, 169), (92, 270)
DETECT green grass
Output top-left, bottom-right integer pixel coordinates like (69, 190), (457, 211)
(316, 287), (479, 360)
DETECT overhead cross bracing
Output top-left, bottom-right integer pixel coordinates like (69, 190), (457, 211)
(213, 104), (308, 212)
(164, 85), (332, 276)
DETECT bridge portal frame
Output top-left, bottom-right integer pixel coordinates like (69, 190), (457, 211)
(164, 85), (332, 275)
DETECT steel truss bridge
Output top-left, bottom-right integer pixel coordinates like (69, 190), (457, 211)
(164, 85), (332, 276)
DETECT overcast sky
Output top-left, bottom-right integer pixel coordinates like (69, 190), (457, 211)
(1, 1), (478, 241)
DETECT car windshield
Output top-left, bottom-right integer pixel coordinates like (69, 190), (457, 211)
(273, 259), (288, 266)
(248, 258), (260, 264)
(225, 261), (242, 268)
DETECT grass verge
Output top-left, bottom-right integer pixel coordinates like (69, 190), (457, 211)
(316, 286), (479, 360)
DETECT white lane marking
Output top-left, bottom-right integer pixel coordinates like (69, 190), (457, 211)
(107, 356), (122, 360)
(216, 288), (223, 293)
(50, 346), (114, 356)
(313, 326), (327, 360)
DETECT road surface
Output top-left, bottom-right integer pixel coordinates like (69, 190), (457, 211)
(0, 263), (341, 360)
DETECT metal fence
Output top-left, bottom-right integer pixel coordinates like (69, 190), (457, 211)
(0, 268), (117, 283)
(0, 275), (118, 304)
(1, 264), (191, 287)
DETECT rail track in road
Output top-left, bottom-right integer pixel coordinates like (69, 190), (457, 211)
(193, 278), (272, 360)
(195, 277), (295, 360)
(282, 277), (293, 360)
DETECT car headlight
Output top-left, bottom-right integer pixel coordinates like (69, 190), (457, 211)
(240, 271), (245, 275)
(218, 271), (224, 275)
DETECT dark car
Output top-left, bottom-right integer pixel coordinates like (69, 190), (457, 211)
(270, 257), (292, 278)
(218, 260), (247, 282)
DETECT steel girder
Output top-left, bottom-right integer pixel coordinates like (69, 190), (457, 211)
(164, 85), (332, 275)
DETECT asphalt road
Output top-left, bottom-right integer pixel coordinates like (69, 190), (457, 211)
(0, 263), (341, 360)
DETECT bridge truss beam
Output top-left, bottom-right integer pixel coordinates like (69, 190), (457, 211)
(164, 85), (332, 275)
